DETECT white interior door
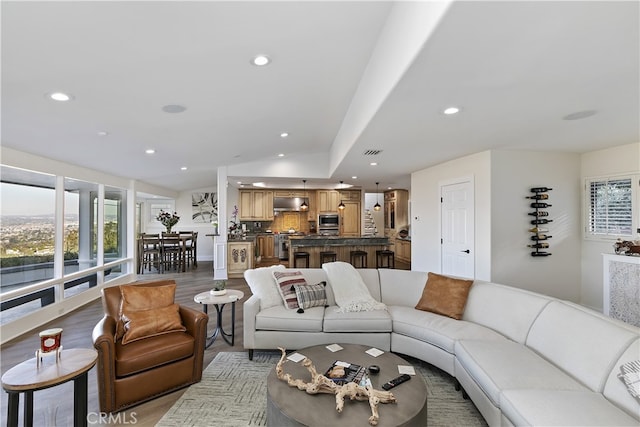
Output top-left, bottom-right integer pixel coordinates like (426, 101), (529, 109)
(441, 180), (475, 278)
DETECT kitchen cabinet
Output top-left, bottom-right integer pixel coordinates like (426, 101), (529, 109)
(384, 189), (408, 238)
(227, 241), (254, 278)
(339, 200), (361, 236)
(339, 190), (361, 201)
(317, 190), (341, 212)
(274, 190), (306, 198)
(256, 235), (275, 259)
(395, 239), (411, 264)
(239, 190), (274, 221)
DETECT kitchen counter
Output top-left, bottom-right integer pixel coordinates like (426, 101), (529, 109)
(288, 236), (391, 268)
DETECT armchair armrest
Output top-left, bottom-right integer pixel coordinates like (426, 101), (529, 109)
(92, 315), (117, 412)
(179, 305), (208, 380)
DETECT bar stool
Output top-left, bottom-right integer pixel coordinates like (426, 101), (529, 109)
(293, 251), (310, 268)
(350, 250), (368, 268)
(319, 251), (337, 265)
(376, 250), (395, 269)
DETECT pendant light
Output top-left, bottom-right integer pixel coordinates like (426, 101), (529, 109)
(300, 179), (309, 211)
(338, 181), (345, 210)
(374, 182), (381, 211)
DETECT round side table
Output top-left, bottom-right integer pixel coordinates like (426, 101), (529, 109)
(1, 348), (98, 427)
(194, 289), (244, 348)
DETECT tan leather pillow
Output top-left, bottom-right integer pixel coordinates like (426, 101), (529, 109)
(121, 303), (185, 345)
(415, 272), (473, 320)
(116, 283), (177, 340)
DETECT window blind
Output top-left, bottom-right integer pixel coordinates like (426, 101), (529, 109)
(588, 178), (632, 236)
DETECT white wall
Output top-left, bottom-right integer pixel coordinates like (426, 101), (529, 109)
(581, 142), (640, 310)
(490, 150), (582, 301)
(411, 151), (492, 280)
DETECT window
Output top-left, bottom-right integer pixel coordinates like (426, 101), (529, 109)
(586, 176), (636, 238)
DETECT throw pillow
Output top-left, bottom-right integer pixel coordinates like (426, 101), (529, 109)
(294, 281), (328, 313)
(121, 303), (186, 345)
(272, 270), (308, 310)
(618, 359), (640, 400)
(415, 272), (474, 320)
(117, 283), (177, 340)
(245, 265), (287, 309)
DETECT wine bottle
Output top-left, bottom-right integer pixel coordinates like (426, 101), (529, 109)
(531, 219), (553, 225)
(526, 194), (549, 200)
(531, 251), (552, 257)
(530, 187), (553, 193)
(531, 234), (552, 241)
(528, 243), (550, 249)
(530, 202), (552, 208)
(528, 227), (549, 233)
(528, 211), (549, 217)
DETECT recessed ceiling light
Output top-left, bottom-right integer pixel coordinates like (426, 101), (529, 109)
(145, 149), (155, 154)
(237, 181), (242, 185)
(443, 107), (460, 115)
(352, 176), (357, 179)
(162, 104), (187, 113)
(278, 153), (285, 157)
(180, 166), (188, 171)
(97, 131), (108, 136)
(48, 92), (73, 102)
(253, 182), (266, 188)
(562, 110), (597, 121)
(370, 162), (378, 166)
(280, 132), (289, 138)
(252, 55), (271, 66)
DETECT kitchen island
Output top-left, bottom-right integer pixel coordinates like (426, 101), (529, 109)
(288, 235), (391, 268)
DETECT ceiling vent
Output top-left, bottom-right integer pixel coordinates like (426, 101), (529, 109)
(363, 149), (383, 156)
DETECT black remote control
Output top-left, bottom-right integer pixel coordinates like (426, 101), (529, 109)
(382, 374), (411, 390)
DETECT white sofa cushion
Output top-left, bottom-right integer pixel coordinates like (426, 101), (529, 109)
(500, 389), (640, 426)
(455, 339), (587, 407)
(244, 265), (287, 309)
(378, 269), (428, 306)
(322, 262), (386, 312)
(389, 306), (506, 354)
(323, 306), (391, 333)
(527, 301), (640, 392)
(463, 281), (552, 343)
(604, 338), (640, 421)
(255, 305), (324, 332)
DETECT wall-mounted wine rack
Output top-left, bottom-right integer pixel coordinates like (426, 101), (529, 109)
(527, 187), (552, 257)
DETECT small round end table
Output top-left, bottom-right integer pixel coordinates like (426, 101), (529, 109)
(1, 348), (97, 427)
(194, 289), (244, 348)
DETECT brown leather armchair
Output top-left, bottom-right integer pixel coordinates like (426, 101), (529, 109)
(92, 279), (208, 413)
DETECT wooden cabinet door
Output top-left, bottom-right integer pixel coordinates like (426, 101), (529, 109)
(227, 242), (254, 277)
(239, 191), (253, 220)
(340, 201), (361, 236)
(264, 191), (274, 220)
(264, 235), (274, 258)
(253, 191), (265, 219)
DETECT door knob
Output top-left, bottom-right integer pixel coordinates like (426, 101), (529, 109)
(461, 249), (470, 254)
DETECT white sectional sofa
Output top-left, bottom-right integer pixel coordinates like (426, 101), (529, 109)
(243, 266), (640, 426)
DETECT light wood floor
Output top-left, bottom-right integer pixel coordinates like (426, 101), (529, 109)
(0, 258), (410, 426)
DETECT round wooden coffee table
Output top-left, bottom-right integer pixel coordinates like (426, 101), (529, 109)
(266, 344), (427, 427)
(1, 348), (97, 427)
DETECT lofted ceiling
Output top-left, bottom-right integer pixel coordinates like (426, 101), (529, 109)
(2, 1), (638, 195)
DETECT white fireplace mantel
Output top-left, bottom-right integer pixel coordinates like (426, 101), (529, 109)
(602, 253), (640, 327)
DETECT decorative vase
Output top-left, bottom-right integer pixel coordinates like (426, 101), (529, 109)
(210, 289), (227, 296)
(166, 226), (172, 234)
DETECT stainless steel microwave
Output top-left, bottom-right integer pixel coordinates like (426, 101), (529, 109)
(318, 213), (339, 228)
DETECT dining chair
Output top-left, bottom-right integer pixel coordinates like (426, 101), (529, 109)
(140, 234), (162, 274)
(179, 231), (198, 269)
(161, 233), (184, 273)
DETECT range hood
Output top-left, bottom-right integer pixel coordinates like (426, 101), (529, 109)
(273, 197), (309, 212)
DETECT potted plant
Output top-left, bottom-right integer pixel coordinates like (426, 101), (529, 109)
(210, 280), (227, 296)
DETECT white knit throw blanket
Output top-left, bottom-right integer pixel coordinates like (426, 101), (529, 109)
(322, 262), (387, 312)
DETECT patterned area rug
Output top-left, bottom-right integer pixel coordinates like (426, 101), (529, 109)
(156, 351), (487, 427)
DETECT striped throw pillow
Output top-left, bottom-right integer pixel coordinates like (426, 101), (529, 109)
(272, 270), (307, 309)
(294, 281), (327, 312)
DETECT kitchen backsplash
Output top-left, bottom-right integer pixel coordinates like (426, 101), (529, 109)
(241, 212), (315, 234)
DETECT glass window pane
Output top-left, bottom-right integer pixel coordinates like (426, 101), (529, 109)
(104, 186), (127, 263)
(588, 177), (632, 237)
(64, 177), (98, 273)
